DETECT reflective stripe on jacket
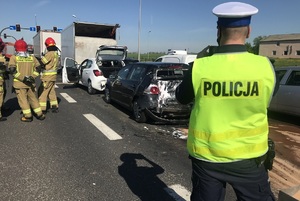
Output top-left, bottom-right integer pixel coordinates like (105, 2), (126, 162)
(187, 52), (276, 162)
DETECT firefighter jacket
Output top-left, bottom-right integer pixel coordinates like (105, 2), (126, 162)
(187, 51), (275, 162)
(40, 51), (59, 82)
(8, 54), (40, 89)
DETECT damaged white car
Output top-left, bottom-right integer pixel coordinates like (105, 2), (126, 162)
(62, 45), (132, 94)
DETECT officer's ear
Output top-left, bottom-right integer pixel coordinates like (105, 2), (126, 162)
(246, 26), (251, 39)
(217, 26), (221, 38)
(217, 26), (222, 46)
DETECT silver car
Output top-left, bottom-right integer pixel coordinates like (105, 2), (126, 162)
(269, 66), (300, 117)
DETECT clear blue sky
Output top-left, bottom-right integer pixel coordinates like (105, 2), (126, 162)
(1, 0), (299, 53)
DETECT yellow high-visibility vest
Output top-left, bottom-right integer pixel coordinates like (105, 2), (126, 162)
(187, 52), (275, 162)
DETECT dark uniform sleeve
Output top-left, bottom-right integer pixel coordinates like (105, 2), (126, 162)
(175, 64), (195, 104)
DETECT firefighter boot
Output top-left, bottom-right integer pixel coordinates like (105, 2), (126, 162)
(51, 106), (59, 113)
(21, 116), (33, 122)
(0, 116), (7, 121)
(36, 113), (46, 120)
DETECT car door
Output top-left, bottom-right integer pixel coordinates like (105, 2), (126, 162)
(121, 64), (147, 106)
(62, 57), (79, 84)
(80, 59), (92, 86)
(272, 69), (300, 116)
(110, 65), (132, 107)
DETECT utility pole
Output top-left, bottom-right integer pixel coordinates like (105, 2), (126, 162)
(138, 0), (142, 61)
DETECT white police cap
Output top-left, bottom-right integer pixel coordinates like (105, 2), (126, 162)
(212, 2), (258, 27)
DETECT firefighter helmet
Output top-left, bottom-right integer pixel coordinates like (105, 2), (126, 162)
(14, 39), (28, 52)
(45, 37), (56, 47)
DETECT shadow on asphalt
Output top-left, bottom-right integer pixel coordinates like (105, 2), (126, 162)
(2, 96), (62, 118)
(2, 97), (21, 118)
(118, 153), (185, 201)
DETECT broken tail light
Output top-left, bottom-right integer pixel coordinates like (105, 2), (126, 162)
(93, 70), (103, 77)
(150, 86), (160, 94)
(144, 84), (160, 95)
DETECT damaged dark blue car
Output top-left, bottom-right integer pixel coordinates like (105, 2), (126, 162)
(104, 62), (192, 124)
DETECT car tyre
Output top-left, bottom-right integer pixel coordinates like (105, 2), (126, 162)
(133, 99), (147, 123)
(87, 80), (96, 94)
(104, 88), (111, 103)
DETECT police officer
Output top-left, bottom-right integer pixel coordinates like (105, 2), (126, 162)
(8, 39), (45, 122)
(175, 2), (275, 201)
(0, 38), (8, 121)
(38, 37), (59, 113)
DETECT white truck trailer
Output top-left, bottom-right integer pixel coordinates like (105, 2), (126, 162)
(61, 22), (119, 65)
(33, 30), (61, 59)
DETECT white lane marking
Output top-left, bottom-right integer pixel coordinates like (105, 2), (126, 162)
(164, 184), (191, 201)
(60, 93), (77, 103)
(83, 114), (123, 140)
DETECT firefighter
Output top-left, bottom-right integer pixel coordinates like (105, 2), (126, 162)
(0, 38), (8, 121)
(8, 39), (45, 122)
(175, 2), (275, 201)
(38, 37), (59, 113)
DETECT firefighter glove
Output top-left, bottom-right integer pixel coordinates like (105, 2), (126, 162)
(23, 76), (35, 85)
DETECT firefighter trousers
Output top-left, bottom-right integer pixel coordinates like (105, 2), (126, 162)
(189, 156), (275, 201)
(38, 81), (58, 111)
(15, 88), (43, 118)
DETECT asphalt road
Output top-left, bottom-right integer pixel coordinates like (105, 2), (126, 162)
(1, 76), (298, 201)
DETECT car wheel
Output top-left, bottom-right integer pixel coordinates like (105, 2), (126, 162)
(133, 99), (147, 123)
(104, 88), (111, 103)
(87, 80), (96, 94)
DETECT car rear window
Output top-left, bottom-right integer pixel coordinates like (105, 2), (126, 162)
(97, 49), (125, 56)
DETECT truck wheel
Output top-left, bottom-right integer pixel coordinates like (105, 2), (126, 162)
(87, 81), (96, 94)
(133, 99), (147, 123)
